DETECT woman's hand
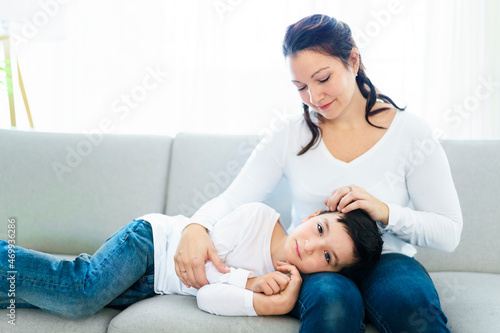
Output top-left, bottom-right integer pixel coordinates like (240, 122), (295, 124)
(174, 223), (229, 289)
(324, 184), (389, 225)
(246, 271), (291, 295)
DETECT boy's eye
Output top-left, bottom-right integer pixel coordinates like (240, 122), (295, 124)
(319, 75), (330, 83)
(324, 251), (331, 264)
(317, 223), (323, 235)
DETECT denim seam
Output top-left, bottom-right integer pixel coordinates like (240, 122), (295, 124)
(364, 298), (391, 333)
(296, 299), (306, 324)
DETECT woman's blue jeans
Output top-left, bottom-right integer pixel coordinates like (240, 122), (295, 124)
(0, 220), (155, 318)
(289, 253), (449, 333)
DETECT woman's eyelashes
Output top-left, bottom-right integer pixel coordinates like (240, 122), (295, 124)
(296, 74), (331, 91)
(319, 75), (330, 83)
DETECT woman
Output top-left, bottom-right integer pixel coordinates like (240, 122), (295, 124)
(175, 14), (462, 332)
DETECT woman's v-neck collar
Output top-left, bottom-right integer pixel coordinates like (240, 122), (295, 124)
(316, 110), (401, 167)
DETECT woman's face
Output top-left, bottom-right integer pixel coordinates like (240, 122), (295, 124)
(287, 49), (358, 121)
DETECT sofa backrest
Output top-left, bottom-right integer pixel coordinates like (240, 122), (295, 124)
(415, 140), (500, 274)
(167, 134), (500, 274)
(0, 129), (173, 255)
(164, 133), (292, 223)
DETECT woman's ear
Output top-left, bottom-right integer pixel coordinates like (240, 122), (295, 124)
(349, 48), (360, 75)
(301, 209), (323, 223)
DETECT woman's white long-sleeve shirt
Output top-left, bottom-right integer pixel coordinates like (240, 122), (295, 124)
(191, 111), (463, 256)
(139, 202), (281, 316)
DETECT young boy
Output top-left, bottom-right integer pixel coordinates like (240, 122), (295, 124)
(0, 202), (382, 318)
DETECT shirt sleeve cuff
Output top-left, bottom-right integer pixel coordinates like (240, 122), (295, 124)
(197, 284), (257, 316)
(182, 218), (214, 232)
(228, 268), (253, 289)
(247, 292), (258, 316)
(384, 202), (402, 232)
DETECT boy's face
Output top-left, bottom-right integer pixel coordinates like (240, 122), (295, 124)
(285, 211), (356, 274)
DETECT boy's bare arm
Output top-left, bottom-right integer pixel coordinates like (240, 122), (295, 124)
(252, 263), (302, 315)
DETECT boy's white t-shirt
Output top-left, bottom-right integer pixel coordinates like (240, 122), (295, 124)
(138, 202), (281, 316)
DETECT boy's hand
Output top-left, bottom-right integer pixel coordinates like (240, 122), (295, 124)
(246, 271), (291, 295)
(252, 261), (303, 316)
(275, 261), (302, 310)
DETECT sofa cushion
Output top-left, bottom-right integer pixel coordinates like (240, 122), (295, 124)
(0, 129), (173, 255)
(0, 307), (120, 333)
(107, 295), (301, 333)
(430, 271), (500, 332)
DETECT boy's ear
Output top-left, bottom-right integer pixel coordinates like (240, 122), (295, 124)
(301, 210), (323, 223)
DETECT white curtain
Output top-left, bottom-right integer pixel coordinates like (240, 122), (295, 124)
(1, 0), (498, 138)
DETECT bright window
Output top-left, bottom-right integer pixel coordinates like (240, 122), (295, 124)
(1, 0), (498, 138)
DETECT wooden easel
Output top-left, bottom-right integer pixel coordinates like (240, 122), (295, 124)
(0, 34), (34, 128)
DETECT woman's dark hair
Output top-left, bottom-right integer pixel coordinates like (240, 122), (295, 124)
(282, 14), (405, 155)
(318, 209), (383, 275)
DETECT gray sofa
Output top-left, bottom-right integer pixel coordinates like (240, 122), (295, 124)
(0, 129), (499, 333)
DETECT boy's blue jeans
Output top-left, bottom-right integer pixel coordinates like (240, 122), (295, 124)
(0, 220), (156, 318)
(290, 253), (449, 333)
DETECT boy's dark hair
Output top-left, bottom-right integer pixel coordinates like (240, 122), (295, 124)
(318, 209), (383, 275)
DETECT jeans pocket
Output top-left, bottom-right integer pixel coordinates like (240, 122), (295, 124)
(138, 274), (155, 293)
(106, 274), (156, 309)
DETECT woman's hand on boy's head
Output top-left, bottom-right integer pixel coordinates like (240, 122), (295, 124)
(246, 270), (291, 295)
(324, 184), (389, 225)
